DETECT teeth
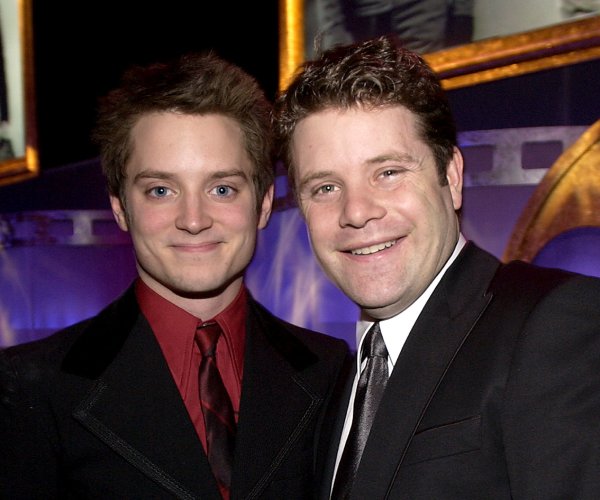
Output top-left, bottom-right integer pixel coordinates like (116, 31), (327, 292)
(351, 240), (396, 255)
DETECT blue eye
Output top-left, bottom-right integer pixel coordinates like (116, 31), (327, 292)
(211, 184), (238, 198)
(150, 186), (170, 197)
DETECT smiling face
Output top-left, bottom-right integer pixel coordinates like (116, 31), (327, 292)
(291, 106), (463, 320)
(110, 112), (273, 317)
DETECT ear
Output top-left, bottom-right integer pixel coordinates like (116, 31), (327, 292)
(257, 184), (274, 230)
(446, 146), (463, 211)
(109, 195), (129, 232)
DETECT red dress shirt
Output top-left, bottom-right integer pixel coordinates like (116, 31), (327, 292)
(135, 278), (246, 455)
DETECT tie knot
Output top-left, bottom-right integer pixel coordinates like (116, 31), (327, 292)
(195, 322), (222, 357)
(362, 322), (387, 360)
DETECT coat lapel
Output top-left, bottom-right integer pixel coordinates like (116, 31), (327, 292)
(61, 288), (346, 500)
(317, 357), (356, 500)
(63, 288), (218, 500)
(232, 300), (325, 500)
(350, 243), (500, 499)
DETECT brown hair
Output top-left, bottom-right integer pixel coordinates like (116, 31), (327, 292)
(273, 35), (457, 190)
(93, 51), (274, 212)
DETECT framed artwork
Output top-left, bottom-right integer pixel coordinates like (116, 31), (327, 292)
(279, 0), (600, 91)
(0, 0), (38, 187)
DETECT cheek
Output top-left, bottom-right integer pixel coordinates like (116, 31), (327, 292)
(225, 207), (260, 234)
(303, 206), (327, 238)
(306, 219), (336, 258)
(408, 182), (447, 216)
(129, 207), (170, 234)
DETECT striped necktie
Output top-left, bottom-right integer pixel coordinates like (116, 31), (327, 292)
(195, 321), (236, 495)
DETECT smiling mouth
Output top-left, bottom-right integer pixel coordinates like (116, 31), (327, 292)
(350, 239), (397, 255)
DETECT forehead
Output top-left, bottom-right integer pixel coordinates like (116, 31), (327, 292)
(127, 111), (252, 174)
(131, 111), (245, 147)
(291, 106), (427, 167)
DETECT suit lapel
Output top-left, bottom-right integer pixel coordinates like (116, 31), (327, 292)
(232, 300), (324, 500)
(351, 244), (500, 499)
(64, 288), (219, 500)
(318, 357), (356, 500)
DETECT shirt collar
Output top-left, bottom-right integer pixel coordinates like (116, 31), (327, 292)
(355, 234), (467, 366)
(136, 278), (247, 386)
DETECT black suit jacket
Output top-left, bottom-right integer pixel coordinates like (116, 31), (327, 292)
(0, 286), (350, 499)
(322, 242), (600, 499)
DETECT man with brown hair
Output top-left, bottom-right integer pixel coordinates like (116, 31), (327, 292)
(274, 35), (600, 499)
(0, 51), (349, 499)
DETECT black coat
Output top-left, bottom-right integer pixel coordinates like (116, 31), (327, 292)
(321, 243), (600, 499)
(0, 287), (350, 499)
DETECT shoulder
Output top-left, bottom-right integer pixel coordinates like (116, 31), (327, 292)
(248, 298), (349, 355)
(0, 319), (90, 416)
(455, 241), (600, 299)
(1, 318), (92, 371)
(246, 298), (351, 384)
(491, 258), (600, 301)
(1, 285), (139, 379)
(244, 298), (352, 401)
(485, 260), (600, 342)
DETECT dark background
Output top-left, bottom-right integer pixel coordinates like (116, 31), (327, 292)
(33, 0), (280, 171)
(0, 0), (280, 211)
(450, 58), (600, 131)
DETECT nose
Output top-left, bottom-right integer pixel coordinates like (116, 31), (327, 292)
(339, 187), (386, 228)
(175, 195), (213, 234)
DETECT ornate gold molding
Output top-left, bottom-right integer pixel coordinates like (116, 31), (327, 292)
(503, 119), (600, 263)
(425, 16), (600, 90)
(279, 4), (600, 92)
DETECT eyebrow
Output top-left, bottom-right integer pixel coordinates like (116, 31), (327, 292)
(365, 152), (418, 165)
(298, 170), (335, 192)
(132, 168), (250, 183)
(298, 152), (419, 191)
(132, 170), (168, 183)
(211, 169), (250, 181)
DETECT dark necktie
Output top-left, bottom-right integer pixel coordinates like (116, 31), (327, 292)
(331, 322), (389, 500)
(195, 322), (236, 494)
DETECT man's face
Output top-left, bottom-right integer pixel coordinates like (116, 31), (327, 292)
(110, 112), (272, 311)
(291, 106), (463, 320)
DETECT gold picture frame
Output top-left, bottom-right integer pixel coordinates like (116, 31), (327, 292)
(279, 0), (600, 91)
(0, 0), (38, 187)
